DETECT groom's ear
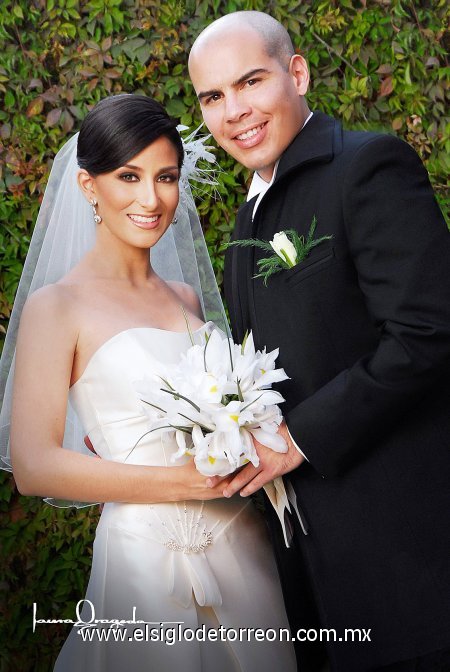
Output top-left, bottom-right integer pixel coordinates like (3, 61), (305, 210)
(77, 169), (96, 200)
(289, 54), (310, 96)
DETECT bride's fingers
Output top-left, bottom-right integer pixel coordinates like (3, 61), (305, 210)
(180, 460), (252, 500)
(205, 474), (228, 488)
(200, 474), (234, 499)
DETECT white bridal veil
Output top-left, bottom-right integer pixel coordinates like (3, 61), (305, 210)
(0, 126), (228, 507)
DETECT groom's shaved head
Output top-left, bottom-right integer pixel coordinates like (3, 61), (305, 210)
(189, 11), (294, 71)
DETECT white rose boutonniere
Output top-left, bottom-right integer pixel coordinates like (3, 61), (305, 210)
(227, 216), (332, 285)
(269, 231), (298, 268)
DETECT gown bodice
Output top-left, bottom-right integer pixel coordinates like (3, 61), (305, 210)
(69, 324), (211, 466)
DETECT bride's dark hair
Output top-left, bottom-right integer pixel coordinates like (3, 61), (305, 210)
(77, 94), (184, 175)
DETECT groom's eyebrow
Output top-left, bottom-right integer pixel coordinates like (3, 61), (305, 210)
(197, 68), (269, 101)
(232, 68), (269, 86)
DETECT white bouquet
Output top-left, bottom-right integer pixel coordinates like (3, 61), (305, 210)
(134, 326), (289, 476)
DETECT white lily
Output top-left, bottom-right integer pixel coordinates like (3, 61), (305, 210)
(135, 326), (289, 478)
(249, 426), (288, 453)
(193, 427), (238, 476)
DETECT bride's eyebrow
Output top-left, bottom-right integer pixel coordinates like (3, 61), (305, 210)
(120, 163), (141, 170)
(120, 164), (179, 172)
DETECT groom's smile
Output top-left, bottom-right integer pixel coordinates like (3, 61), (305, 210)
(232, 122), (268, 148)
(189, 24), (309, 182)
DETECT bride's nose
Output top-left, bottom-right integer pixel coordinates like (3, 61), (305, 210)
(136, 180), (159, 210)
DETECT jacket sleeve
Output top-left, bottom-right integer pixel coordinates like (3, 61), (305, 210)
(286, 134), (450, 477)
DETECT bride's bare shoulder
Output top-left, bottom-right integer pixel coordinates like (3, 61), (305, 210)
(22, 257), (97, 316)
(19, 283), (81, 337)
(167, 281), (203, 318)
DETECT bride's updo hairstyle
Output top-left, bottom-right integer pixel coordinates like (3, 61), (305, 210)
(77, 94), (184, 175)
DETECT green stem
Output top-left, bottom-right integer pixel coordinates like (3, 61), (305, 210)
(181, 304), (194, 346)
(279, 248), (295, 268)
(160, 388), (201, 413)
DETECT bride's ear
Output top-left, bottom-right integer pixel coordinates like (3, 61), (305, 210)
(77, 169), (96, 201)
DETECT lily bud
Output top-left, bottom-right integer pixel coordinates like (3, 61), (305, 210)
(270, 232), (297, 267)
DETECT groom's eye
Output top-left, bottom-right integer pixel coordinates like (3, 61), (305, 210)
(245, 78), (259, 87)
(205, 93), (221, 104)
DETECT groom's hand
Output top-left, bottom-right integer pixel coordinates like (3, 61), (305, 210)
(207, 421), (304, 498)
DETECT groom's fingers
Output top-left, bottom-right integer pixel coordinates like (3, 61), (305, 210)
(221, 443), (281, 497)
(222, 463), (262, 497)
(206, 464), (247, 489)
(210, 429), (305, 497)
(222, 438), (305, 497)
(239, 471), (272, 497)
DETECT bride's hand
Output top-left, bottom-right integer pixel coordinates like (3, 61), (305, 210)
(173, 459), (235, 501)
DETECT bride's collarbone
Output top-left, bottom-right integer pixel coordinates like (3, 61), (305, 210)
(71, 311), (205, 385)
(64, 280), (204, 384)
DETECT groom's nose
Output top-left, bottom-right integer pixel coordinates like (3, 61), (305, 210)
(225, 91), (251, 124)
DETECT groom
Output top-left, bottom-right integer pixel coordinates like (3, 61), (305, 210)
(188, 10), (450, 672)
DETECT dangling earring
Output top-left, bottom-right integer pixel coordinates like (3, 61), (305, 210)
(90, 197), (102, 224)
(171, 216), (178, 225)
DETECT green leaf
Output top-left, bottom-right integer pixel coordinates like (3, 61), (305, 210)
(135, 44), (152, 65)
(104, 11), (113, 34)
(165, 98), (186, 118)
(4, 90), (15, 107)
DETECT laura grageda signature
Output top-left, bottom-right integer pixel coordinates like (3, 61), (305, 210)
(33, 600), (182, 632)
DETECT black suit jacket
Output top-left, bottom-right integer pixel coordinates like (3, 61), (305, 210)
(224, 113), (450, 671)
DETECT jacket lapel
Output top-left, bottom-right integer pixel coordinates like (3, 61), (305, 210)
(225, 196), (256, 342)
(274, 112), (339, 183)
(226, 113), (341, 341)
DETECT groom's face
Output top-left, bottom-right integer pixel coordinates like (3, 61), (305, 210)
(189, 27), (308, 181)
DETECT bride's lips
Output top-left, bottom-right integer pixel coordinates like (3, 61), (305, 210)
(127, 214), (161, 230)
(232, 122), (268, 149)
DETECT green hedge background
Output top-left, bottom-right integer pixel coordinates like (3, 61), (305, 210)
(0, 1), (448, 669)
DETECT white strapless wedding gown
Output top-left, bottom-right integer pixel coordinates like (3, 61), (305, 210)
(54, 323), (297, 671)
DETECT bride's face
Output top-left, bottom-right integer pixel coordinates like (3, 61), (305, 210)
(82, 136), (180, 249)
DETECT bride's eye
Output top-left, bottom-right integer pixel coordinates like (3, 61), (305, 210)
(157, 173), (178, 183)
(119, 173), (138, 182)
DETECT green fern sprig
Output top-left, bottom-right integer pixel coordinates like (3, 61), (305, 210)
(226, 217), (332, 286)
(284, 217), (333, 263)
(227, 237), (274, 253)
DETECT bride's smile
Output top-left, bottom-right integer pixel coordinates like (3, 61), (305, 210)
(78, 136), (180, 249)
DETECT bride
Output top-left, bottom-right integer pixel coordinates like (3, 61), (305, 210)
(0, 94), (297, 671)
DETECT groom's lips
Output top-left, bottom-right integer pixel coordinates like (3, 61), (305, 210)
(232, 122), (268, 149)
